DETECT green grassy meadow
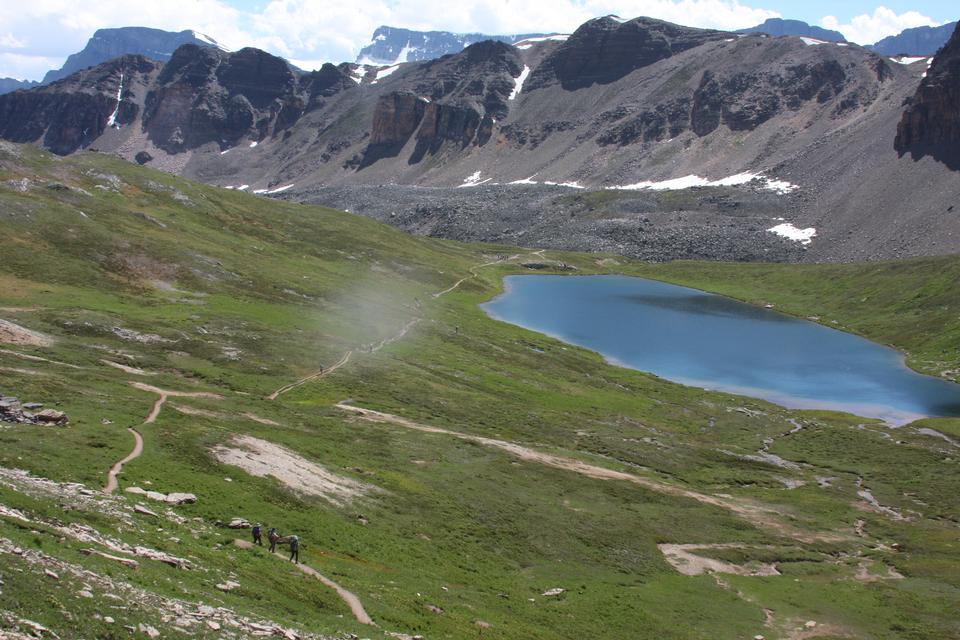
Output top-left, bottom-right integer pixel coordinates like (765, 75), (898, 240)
(0, 143), (957, 639)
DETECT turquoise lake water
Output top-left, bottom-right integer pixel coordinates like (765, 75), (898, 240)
(482, 275), (960, 425)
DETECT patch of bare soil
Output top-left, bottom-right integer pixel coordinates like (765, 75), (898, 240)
(100, 359), (156, 376)
(242, 413), (280, 426)
(0, 319), (52, 347)
(210, 435), (376, 505)
(657, 543), (780, 576)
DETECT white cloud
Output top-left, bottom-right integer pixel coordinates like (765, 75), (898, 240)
(821, 6), (942, 45)
(1, 0), (781, 81)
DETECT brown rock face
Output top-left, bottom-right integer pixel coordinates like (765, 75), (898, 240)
(895, 22), (960, 168)
(369, 92), (428, 146)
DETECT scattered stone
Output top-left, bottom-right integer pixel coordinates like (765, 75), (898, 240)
(165, 492), (197, 505)
(475, 620), (492, 629)
(805, 621), (818, 629)
(78, 589), (94, 598)
(216, 580), (241, 592)
(541, 587), (565, 597)
(227, 518), (250, 529)
(135, 151), (153, 165)
(205, 620), (220, 630)
(133, 504), (159, 518)
(233, 539), (254, 550)
(0, 395), (68, 426)
(104, 616), (115, 624)
(80, 548), (141, 570)
(44, 568), (59, 580)
(139, 623), (161, 638)
(425, 604), (444, 614)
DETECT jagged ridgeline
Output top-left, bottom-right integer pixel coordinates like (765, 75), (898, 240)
(2, 140), (960, 639)
(2, 15), (959, 264)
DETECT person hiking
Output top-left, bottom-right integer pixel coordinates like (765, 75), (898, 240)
(252, 523), (263, 546)
(287, 534), (300, 563)
(268, 527), (280, 553)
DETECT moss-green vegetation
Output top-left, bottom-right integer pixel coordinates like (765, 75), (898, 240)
(0, 144), (957, 639)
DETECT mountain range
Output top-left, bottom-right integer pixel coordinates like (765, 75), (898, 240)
(0, 16), (958, 264)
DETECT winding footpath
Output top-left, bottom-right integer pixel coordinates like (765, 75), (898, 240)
(272, 549), (375, 626)
(103, 381), (222, 493)
(103, 428), (144, 494)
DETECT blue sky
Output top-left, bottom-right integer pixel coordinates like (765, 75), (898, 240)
(1, 1), (956, 80)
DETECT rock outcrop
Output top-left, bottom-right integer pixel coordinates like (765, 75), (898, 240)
(0, 396), (68, 426)
(895, 22), (960, 168)
(527, 16), (729, 90)
(0, 56), (156, 155)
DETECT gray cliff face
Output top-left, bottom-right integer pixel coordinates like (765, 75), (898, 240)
(42, 27), (221, 84)
(896, 22), (960, 168)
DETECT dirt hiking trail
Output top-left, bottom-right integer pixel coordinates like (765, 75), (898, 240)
(103, 428), (144, 494)
(103, 382), (223, 493)
(233, 541), (374, 626)
(268, 351), (353, 400)
(336, 402), (843, 544)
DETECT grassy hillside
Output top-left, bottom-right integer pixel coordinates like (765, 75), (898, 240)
(0, 143), (957, 640)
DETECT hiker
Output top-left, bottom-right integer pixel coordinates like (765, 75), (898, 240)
(287, 534), (300, 563)
(252, 523), (263, 546)
(268, 527), (280, 553)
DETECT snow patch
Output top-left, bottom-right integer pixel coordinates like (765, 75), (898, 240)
(371, 64), (401, 84)
(220, 149), (231, 155)
(891, 56), (927, 65)
(611, 172), (798, 194)
(264, 184), (294, 194)
(544, 181), (585, 189)
(249, 141), (258, 148)
(768, 223), (816, 245)
(106, 73), (123, 129)
(509, 65), (531, 101)
(514, 34), (569, 47)
(799, 37), (826, 46)
(509, 176), (539, 185)
(350, 64), (370, 84)
(236, 185), (249, 191)
(459, 171), (491, 188)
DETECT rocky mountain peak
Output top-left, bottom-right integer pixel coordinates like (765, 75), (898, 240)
(895, 22), (960, 168)
(42, 27), (222, 85)
(527, 15), (731, 90)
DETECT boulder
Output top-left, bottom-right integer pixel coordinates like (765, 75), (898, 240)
(165, 492), (197, 505)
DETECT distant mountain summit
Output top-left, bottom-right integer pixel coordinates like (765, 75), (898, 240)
(356, 26), (551, 65)
(41, 27), (224, 84)
(870, 22), (958, 56)
(738, 18), (846, 42)
(0, 78), (39, 95)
